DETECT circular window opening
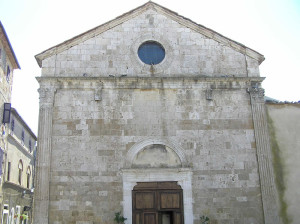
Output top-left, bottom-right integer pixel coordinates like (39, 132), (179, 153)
(138, 41), (165, 65)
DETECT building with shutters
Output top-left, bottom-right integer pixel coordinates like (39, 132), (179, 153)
(0, 20), (21, 222)
(0, 21), (37, 224)
(1, 108), (37, 224)
(33, 2), (282, 224)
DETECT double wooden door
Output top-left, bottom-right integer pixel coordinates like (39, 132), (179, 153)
(132, 182), (184, 224)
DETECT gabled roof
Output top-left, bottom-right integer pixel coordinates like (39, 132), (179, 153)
(35, 1), (265, 67)
(0, 21), (21, 69)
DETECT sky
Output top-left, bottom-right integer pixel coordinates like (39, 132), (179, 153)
(1, 0), (300, 134)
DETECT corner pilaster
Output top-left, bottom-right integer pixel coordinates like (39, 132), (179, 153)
(248, 84), (281, 224)
(33, 86), (56, 224)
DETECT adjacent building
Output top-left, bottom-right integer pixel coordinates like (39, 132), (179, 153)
(266, 102), (300, 224)
(0, 21), (37, 224)
(1, 108), (36, 224)
(0, 20), (21, 221)
(33, 2), (282, 224)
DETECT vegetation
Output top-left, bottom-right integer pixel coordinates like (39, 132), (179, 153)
(200, 215), (210, 224)
(114, 212), (127, 224)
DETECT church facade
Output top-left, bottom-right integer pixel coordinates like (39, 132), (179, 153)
(33, 2), (281, 224)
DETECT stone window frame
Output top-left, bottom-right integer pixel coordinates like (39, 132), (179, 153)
(130, 33), (174, 75)
(122, 168), (193, 224)
(138, 41), (166, 65)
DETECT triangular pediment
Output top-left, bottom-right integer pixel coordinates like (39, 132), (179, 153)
(35, 1), (264, 67)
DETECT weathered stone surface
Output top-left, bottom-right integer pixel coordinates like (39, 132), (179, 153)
(33, 2), (279, 224)
(41, 10), (255, 78)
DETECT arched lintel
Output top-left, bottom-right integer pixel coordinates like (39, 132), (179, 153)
(125, 138), (188, 168)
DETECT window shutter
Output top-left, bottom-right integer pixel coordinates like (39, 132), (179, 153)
(2, 103), (11, 123)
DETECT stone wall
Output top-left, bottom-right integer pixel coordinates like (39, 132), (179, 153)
(45, 77), (264, 223)
(41, 9), (259, 78)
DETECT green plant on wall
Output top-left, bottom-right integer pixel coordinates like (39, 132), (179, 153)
(114, 212), (127, 224)
(200, 215), (210, 224)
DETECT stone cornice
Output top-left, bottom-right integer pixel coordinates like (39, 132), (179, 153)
(35, 2), (264, 67)
(7, 133), (34, 159)
(36, 76), (265, 90)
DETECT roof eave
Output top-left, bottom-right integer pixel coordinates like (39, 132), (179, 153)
(11, 108), (37, 140)
(0, 21), (21, 69)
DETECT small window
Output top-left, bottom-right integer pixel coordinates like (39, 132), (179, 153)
(138, 41), (165, 65)
(29, 139), (32, 152)
(2, 103), (11, 124)
(11, 119), (14, 133)
(6, 66), (10, 82)
(7, 162), (11, 181)
(21, 130), (25, 144)
(26, 167), (31, 189)
(18, 160), (23, 185)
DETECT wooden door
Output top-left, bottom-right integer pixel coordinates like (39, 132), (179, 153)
(132, 182), (184, 224)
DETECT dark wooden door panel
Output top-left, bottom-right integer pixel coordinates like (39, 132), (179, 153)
(173, 212), (182, 224)
(133, 182), (184, 224)
(133, 212), (141, 224)
(144, 213), (157, 224)
(160, 192), (180, 209)
(135, 192), (155, 209)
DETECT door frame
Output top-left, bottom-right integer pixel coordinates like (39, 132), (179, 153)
(122, 168), (193, 224)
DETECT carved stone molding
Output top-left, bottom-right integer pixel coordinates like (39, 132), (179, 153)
(33, 86), (56, 224)
(125, 137), (188, 168)
(38, 87), (56, 108)
(94, 81), (103, 101)
(248, 87), (281, 224)
(248, 87), (265, 101)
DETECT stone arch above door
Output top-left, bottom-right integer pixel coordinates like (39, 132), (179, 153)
(125, 138), (188, 168)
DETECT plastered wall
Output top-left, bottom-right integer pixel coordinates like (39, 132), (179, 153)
(267, 103), (300, 224)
